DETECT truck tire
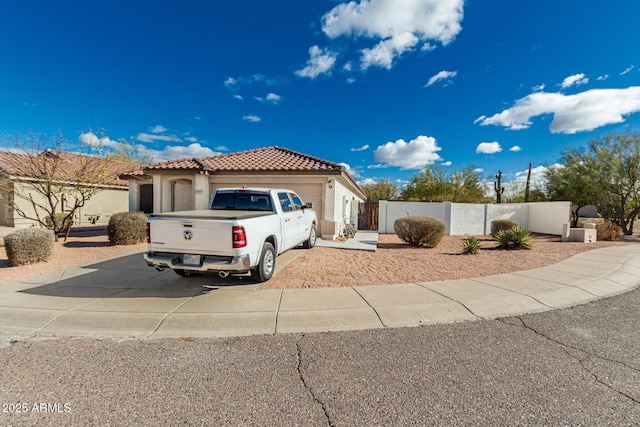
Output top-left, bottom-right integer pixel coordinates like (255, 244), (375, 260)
(302, 224), (317, 249)
(174, 269), (199, 277)
(251, 242), (275, 282)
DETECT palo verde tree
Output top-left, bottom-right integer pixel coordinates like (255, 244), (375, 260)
(360, 178), (399, 201)
(0, 132), (133, 240)
(402, 165), (486, 203)
(546, 132), (640, 234)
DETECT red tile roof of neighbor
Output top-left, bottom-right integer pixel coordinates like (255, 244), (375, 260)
(144, 146), (344, 173)
(0, 150), (137, 187)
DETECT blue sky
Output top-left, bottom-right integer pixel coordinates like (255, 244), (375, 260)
(1, 0), (639, 190)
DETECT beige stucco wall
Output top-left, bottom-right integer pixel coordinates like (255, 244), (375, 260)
(7, 181), (129, 228)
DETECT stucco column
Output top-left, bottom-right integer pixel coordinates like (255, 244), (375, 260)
(128, 181), (140, 212)
(153, 174), (164, 213)
(194, 174), (210, 210)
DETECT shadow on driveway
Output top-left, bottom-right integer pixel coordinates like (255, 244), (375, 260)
(18, 253), (260, 299)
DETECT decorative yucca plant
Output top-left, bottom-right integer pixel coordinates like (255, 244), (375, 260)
(495, 226), (532, 250)
(461, 236), (481, 254)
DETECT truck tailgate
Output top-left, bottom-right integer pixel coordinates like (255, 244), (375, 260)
(148, 218), (233, 255)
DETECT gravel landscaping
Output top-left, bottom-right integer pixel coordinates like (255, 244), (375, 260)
(1, 227), (633, 288)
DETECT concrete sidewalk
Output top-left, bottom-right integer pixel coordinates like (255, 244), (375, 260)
(1, 244), (639, 339)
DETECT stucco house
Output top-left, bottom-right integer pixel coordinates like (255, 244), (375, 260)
(0, 150), (135, 228)
(121, 146), (367, 239)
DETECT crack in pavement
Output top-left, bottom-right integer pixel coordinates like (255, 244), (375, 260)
(501, 317), (640, 405)
(296, 336), (335, 427)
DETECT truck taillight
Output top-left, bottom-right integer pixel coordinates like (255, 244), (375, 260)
(233, 225), (247, 248)
(146, 223), (150, 243)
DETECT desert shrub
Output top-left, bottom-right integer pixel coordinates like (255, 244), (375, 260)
(4, 228), (55, 266)
(490, 219), (519, 237)
(495, 226), (532, 250)
(43, 212), (73, 230)
(108, 212), (147, 245)
(394, 216), (445, 248)
(461, 236), (481, 254)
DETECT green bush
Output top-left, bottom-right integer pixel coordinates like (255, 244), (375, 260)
(461, 236), (481, 254)
(495, 226), (532, 250)
(394, 216), (445, 248)
(490, 219), (519, 237)
(44, 212), (73, 231)
(4, 228), (55, 266)
(108, 212), (147, 245)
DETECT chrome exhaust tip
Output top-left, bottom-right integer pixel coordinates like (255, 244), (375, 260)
(219, 271), (229, 278)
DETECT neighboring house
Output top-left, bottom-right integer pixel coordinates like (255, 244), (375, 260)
(121, 146), (367, 239)
(0, 150), (135, 228)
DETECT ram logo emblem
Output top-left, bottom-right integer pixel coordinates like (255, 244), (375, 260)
(183, 230), (193, 240)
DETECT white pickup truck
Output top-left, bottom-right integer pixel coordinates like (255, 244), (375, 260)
(144, 188), (317, 282)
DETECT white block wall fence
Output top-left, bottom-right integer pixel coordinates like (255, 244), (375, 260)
(377, 201), (571, 236)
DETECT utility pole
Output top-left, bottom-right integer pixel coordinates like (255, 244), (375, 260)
(524, 161), (532, 203)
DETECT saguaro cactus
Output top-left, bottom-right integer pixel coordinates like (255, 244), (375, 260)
(494, 170), (505, 203)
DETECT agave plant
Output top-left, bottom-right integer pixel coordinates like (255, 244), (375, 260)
(495, 226), (532, 250)
(461, 236), (481, 254)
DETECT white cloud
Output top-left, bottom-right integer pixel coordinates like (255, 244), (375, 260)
(532, 83), (545, 92)
(476, 141), (502, 154)
(141, 143), (222, 163)
(373, 135), (442, 170)
(509, 145), (522, 152)
(597, 75), (609, 81)
(421, 42), (436, 52)
(295, 45), (337, 79)
(78, 131), (119, 149)
(359, 177), (378, 186)
(321, 0), (464, 70)
(224, 74), (284, 91)
(136, 132), (182, 143)
(339, 162), (361, 178)
(266, 93), (282, 104)
(620, 65), (635, 75)
(350, 144), (370, 152)
(513, 164), (557, 188)
(367, 163), (388, 169)
(476, 87), (640, 134)
(441, 160), (452, 166)
(360, 32), (419, 70)
(243, 115), (262, 123)
(150, 125), (168, 134)
(223, 77), (238, 89)
(560, 73), (589, 89)
(233, 94), (244, 101)
(425, 70), (457, 87)
(473, 168), (484, 173)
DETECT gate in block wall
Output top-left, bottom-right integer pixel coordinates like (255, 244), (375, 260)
(358, 201), (379, 231)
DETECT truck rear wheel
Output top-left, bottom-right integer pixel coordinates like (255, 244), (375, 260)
(174, 269), (199, 277)
(251, 242), (275, 282)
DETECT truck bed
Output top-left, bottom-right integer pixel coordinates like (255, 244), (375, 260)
(149, 209), (274, 221)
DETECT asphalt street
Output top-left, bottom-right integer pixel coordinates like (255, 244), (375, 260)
(1, 287), (639, 426)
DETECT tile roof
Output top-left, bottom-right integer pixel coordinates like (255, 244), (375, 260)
(144, 146), (344, 173)
(0, 150), (137, 187)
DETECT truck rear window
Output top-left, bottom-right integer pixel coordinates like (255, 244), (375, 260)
(211, 192), (274, 212)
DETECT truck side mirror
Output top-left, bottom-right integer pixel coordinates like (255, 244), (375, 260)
(304, 202), (313, 209)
